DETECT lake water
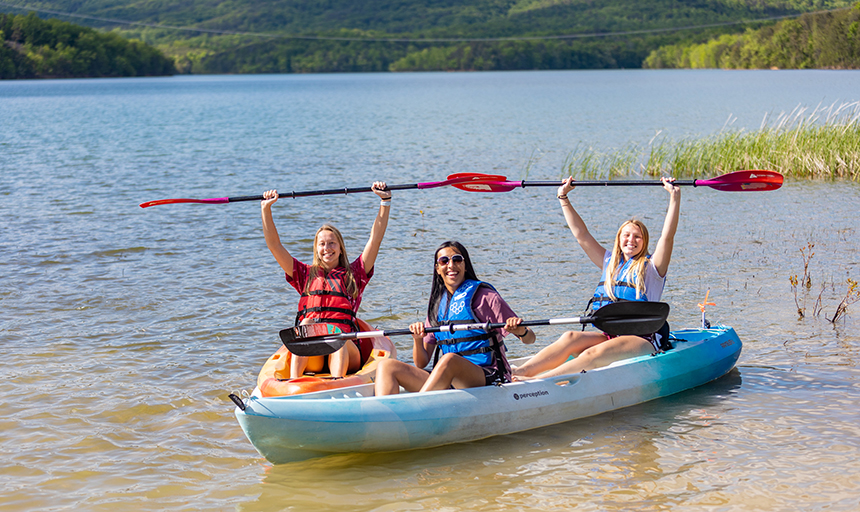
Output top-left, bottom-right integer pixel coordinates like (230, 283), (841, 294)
(2, 69), (860, 511)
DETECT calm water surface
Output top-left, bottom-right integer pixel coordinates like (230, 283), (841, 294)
(2, 70), (860, 511)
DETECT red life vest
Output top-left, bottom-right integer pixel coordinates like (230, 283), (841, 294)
(295, 267), (358, 334)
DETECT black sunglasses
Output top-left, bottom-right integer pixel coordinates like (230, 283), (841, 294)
(436, 254), (465, 266)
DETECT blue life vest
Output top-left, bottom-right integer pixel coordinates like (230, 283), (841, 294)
(591, 256), (651, 312)
(434, 280), (500, 368)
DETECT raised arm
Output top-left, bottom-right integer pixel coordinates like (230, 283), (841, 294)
(261, 190), (294, 276)
(650, 177), (681, 277)
(360, 181), (392, 272)
(557, 177), (606, 269)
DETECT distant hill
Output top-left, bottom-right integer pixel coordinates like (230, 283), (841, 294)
(1, 0), (855, 73)
(644, 2), (860, 69)
(0, 12), (175, 78)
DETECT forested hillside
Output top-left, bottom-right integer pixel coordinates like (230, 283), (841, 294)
(1, 0), (856, 73)
(0, 12), (174, 78)
(644, 2), (860, 68)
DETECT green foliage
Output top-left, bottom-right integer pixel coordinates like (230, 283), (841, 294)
(3, 0), (856, 72)
(0, 12), (175, 78)
(645, 2), (860, 68)
(389, 40), (646, 71)
(565, 102), (860, 180)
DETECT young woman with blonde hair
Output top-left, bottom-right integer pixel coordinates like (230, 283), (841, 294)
(261, 182), (391, 378)
(512, 176), (680, 380)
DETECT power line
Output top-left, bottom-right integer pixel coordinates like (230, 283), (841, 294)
(0, 2), (853, 42)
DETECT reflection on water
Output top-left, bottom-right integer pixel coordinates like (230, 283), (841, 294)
(2, 71), (860, 511)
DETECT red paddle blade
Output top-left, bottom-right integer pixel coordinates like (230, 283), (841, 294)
(139, 197), (230, 208)
(445, 173), (519, 192)
(699, 170), (783, 191)
(446, 172), (508, 182)
(453, 180), (521, 192)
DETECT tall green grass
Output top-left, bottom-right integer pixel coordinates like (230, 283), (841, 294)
(561, 102), (860, 180)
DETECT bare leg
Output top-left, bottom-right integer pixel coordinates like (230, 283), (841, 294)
(290, 354), (308, 379)
(533, 335), (654, 379)
(374, 359), (431, 396)
(513, 331), (608, 378)
(290, 354), (326, 378)
(328, 340), (361, 378)
(290, 318), (325, 378)
(420, 353), (486, 392)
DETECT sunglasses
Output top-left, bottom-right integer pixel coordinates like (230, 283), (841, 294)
(436, 254), (464, 266)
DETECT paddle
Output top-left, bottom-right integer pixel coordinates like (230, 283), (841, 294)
(280, 301), (670, 357)
(138, 173), (507, 208)
(447, 170), (784, 193)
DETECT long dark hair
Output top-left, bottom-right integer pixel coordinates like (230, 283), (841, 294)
(427, 241), (480, 326)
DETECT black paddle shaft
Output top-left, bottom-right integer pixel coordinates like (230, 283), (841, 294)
(280, 302), (670, 356)
(223, 183), (413, 203)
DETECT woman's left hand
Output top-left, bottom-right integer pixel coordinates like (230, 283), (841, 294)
(557, 176), (575, 198)
(372, 181), (391, 200)
(505, 317), (527, 337)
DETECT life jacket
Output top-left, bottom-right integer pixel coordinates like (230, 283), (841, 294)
(589, 255), (672, 350)
(433, 280), (504, 368)
(591, 254), (651, 312)
(295, 266), (358, 334)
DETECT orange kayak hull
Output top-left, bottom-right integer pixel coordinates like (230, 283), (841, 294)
(257, 319), (396, 397)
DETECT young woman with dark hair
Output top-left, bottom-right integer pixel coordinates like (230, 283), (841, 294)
(374, 241), (535, 396)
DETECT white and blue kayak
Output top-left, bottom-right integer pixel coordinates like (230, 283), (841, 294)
(234, 326), (742, 464)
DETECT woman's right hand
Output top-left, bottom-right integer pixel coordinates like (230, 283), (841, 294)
(557, 176), (575, 198)
(261, 189), (279, 208)
(371, 181), (391, 200)
(409, 322), (426, 341)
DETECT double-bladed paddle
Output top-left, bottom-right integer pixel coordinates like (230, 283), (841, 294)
(140, 170), (781, 208)
(448, 170), (784, 193)
(280, 301), (670, 357)
(138, 173), (506, 208)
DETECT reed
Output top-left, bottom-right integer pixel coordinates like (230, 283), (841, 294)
(829, 278), (860, 324)
(562, 102), (860, 180)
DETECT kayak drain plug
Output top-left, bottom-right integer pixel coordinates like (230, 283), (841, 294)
(228, 393), (247, 411)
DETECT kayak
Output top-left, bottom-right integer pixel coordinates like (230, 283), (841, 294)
(234, 326), (742, 464)
(256, 318), (397, 397)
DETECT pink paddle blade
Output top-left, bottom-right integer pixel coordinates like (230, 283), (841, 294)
(697, 170), (783, 191)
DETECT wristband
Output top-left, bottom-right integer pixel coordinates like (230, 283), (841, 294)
(380, 200), (391, 206)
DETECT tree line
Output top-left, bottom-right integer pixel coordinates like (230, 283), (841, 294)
(3, 1), (858, 76)
(107, 0), (851, 73)
(644, 2), (860, 69)
(1, 12), (175, 79)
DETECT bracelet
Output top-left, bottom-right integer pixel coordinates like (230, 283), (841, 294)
(557, 195), (570, 200)
(514, 327), (529, 338)
(380, 200), (391, 206)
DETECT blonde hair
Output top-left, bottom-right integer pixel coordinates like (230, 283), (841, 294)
(605, 219), (650, 301)
(307, 224), (358, 299)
